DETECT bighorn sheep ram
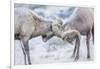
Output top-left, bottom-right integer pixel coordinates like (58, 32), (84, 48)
(63, 7), (94, 59)
(44, 7), (94, 60)
(14, 8), (57, 65)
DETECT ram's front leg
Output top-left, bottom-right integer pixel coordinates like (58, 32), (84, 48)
(74, 36), (80, 60)
(71, 41), (77, 58)
(21, 36), (31, 65)
(20, 40), (27, 65)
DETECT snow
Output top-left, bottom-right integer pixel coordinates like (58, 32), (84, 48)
(15, 36), (94, 65)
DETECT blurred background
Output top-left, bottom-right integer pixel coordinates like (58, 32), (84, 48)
(14, 3), (75, 23)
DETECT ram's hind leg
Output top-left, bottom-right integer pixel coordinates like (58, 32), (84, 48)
(20, 40), (27, 64)
(92, 25), (94, 43)
(86, 31), (91, 59)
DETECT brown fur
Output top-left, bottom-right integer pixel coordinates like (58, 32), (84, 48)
(63, 7), (94, 59)
(14, 8), (53, 65)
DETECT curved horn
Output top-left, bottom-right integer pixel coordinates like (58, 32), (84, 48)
(61, 29), (81, 41)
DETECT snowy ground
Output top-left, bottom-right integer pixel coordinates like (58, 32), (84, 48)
(15, 36), (94, 65)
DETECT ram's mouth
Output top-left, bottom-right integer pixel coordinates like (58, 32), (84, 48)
(42, 35), (48, 42)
